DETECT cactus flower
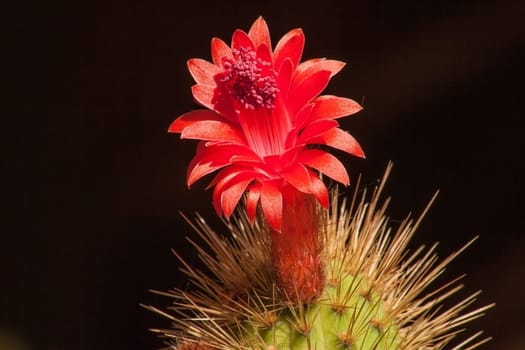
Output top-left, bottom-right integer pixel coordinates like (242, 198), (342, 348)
(168, 16), (364, 232)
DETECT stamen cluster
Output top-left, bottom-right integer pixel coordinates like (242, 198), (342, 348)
(219, 47), (279, 110)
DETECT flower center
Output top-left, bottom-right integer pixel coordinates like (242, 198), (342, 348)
(220, 47), (279, 111)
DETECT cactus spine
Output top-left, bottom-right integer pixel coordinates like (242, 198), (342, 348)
(146, 165), (493, 350)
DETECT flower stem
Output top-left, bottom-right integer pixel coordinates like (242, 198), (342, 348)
(270, 187), (325, 303)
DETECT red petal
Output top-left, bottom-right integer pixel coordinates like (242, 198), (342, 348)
(231, 29), (255, 51)
(295, 59), (345, 78)
(230, 153), (262, 163)
(314, 128), (365, 158)
(273, 28), (304, 71)
(310, 95), (362, 122)
(168, 109), (223, 134)
(248, 17), (271, 51)
(181, 120), (246, 144)
(209, 164), (265, 191)
(298, 149), (349, 185)
(211, 37), (232, 66)
(210, 172), (233, 216)
(188, 161), (227, 187)
(187, 58), (220, 86)
(210, 166), (250, 215)
(187, 144), (258, 186)
(260, 181), (283, 231)
(246, 183), (261, 222)
(191, 84), (216, 110)
(288, 70), (331, 115)
(187, 154), (228, 187)
(277, 58), (293, 101)
(280, 163), (312, 193)
(296, 119), (338, 145)
(256, 44), (273, 66)
(292, 104), (313, 130)
(284, 107), (312, 149)
(191, 84), (237, 121)
(210, 166), (244, 191)
(221, 177), (254, 218)
(307, 171), (329, 208)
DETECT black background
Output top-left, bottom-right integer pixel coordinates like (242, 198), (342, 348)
(3, 0), (524, 349)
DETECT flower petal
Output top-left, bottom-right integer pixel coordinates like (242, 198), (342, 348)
(314, 128), (365, 158)
(168, 109), (223, 134)
(310, 95), (362, 122)
(191, 84), (216, 110)
(260, 181), (283, 231)
(230, 153), (262, 163)
(273, 28), (304, 71)
(277, 58), (294, 100)
(306, 170), (329, 208)
(211, 166), (254, 215)
(187, 144), (258, 186)
(296, 59), (345, 78)
(284, 105), (313, 149)
(180, 120), (246, 144)
(190, 84), (237, 120)
(296, 119), (338, 145)
(299, 149), (350, 185)
(209, 165), (244, 190)
(280, 163), (312, 193)
(187, 58), (221, 86)
(248, 17), (271, 51)
(256, 44), (273, 67)
(211, 37), (232, 66)
(246, 183), (262, 222)
(187, 155), (228, 187)
(231, 29), (255, 51)
(288, 70), (331, 115)
(221, 177), (254, 219)
(292, 104), (314, 130)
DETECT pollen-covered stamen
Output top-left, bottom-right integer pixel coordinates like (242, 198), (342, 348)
(220, 47), (279, 110)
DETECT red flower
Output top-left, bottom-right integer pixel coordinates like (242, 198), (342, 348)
(169, 17), (364, 231)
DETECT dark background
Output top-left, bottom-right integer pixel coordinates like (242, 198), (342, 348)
(3, 0), (524, 349)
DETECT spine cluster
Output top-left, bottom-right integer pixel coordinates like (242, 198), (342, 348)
(147, 165), (493, 350)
